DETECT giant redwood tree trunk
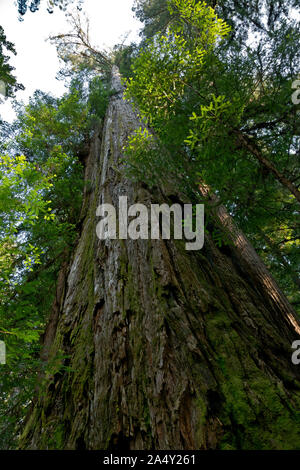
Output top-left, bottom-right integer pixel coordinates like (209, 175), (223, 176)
(20, 67), (300, 450)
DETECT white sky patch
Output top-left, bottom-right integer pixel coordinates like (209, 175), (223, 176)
(0, 0), (142, 122)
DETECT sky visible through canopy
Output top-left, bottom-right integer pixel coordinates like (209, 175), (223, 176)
(0, 0), (142, 121)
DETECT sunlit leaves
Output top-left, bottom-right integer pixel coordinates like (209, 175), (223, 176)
(169, 0), (231, 46)
(126, 0), (300, 312)
(17, 0), (83, 18)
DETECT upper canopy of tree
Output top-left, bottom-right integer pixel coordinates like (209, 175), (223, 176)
(133, 0), (300, 42)
(17, 0), (83, 17)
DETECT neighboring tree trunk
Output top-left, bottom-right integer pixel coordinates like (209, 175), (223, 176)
(20, 67), (300, 450)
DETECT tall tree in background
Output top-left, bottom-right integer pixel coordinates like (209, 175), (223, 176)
(18, 1), (300, 450)
(0, 26), (23, 108)
(0, 64), (110, 448)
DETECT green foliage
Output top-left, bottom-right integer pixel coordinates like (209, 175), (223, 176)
(0, 70), (109, 448)
(0, 26), (24, 108)
(17, 0), (83, 17)
(126, 0), (300, 310)
(113, 43), (139, 80)
(133, 0), (299, 42)
(0, 0), (299, 449)
(133, 0), (175, 40)
(49, 13), (112, 80)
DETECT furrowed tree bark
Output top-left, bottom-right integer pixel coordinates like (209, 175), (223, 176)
(20, 67), (300, 450)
